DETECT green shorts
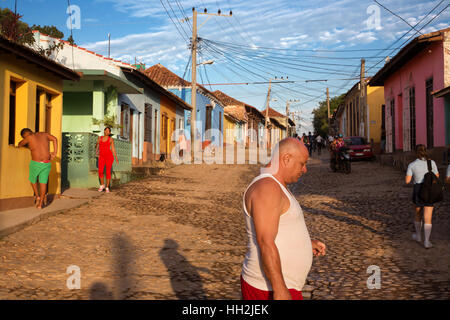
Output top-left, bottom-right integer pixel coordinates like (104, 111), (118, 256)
(29, 160), (51, 184)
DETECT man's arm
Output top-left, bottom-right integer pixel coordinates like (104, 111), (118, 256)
(47, 134), (58, 159)
(18, 136), (29, 148)
(249, 179), (291, 300)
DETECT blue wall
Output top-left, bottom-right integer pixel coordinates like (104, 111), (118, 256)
(170, 88), (224, 146)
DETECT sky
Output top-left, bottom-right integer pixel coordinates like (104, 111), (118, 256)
(4, 0), (449, 133)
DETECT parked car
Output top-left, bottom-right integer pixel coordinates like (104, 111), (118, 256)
(343, 136), (375, 161)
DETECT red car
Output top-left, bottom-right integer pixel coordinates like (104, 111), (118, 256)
(343, 136), (375, 161)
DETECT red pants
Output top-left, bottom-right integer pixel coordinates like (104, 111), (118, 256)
(98, 155), (114, 180)
(240, 276), (303, 300)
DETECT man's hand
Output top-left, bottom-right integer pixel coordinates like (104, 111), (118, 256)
(311, 240), (326, 257)
(50, 152), (57, 160)
(273, 287), (292, 300)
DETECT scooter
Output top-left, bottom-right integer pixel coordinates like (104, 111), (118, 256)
(330, 147), (351, 174)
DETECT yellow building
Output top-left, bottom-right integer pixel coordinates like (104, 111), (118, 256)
(0, 36), (79, 211)
(367, 85), (385, 152)
(336, 79), (384, 153)
(159, 95), (177, 157)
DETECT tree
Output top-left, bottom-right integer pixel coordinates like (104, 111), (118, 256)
(311, 93), (345, 137)
(0, 8), (34, 45)
(67, 35), (75, 45)
(31, 24), (64, 39)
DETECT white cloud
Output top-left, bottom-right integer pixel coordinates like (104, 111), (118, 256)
(83, 0), (450, 127)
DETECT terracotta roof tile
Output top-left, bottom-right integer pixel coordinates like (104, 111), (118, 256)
(144, 63), (191, 88)
(261, 107), (285, 118)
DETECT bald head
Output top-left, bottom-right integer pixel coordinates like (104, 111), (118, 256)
(278, 137), (308, 159)
(267, 137), (309, 184)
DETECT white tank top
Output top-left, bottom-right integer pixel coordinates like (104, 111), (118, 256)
(241, 173), (313, 291)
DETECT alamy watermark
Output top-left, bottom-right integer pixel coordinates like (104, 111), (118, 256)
(66, 265), (81, 290)
(169, 125), (280, 173)
(66, 4), (81, 30)
(366, 4), (382, 31)
(366, 265), (381, 289)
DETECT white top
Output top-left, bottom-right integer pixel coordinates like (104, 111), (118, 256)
(316, 136), (323, 143)
(406, 158), (439, 184)
(241, 173), (313, 291)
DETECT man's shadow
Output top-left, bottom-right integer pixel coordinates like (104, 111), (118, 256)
(89, 233), (135, 300)
(159, 238), (209, 299)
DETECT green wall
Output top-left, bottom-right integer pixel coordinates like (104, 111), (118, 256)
(62, 92), (94, 132)
(63, 92), (93, 115)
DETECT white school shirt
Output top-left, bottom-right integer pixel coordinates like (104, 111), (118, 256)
(406, 158), (439, 184)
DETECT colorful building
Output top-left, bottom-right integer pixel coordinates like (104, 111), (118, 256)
(120, 67), (191, 162)
(0, 36), (79, 211)
(145, 64), (225, 148)
(370, 28), (450, 160)
(212, 90), (248, 146)
(32, 31), (142, 188)
(333, 78), (384, 153)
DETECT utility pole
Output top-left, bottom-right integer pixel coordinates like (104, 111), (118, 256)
(191, 8), (198, 161)
(360, 58), (366, 139)
(264, 79), (272, 129)
(286, 99), (299, 137)
(189, 7), (231, 161)
(327, 87), (330, 134)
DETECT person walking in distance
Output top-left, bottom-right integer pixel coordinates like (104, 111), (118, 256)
(315, 135), (324, 156)
(17, 128), (58, 209)
(405, 145), (439, 249)
(96, 127), (119, 193)
(241, 138), (326, 300)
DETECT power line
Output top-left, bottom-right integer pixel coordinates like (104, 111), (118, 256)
(206, 38), (404, 53)
(367, 0), (446, 73)
(372, 0), (423, 35)
(159, 0), (190, 43)
(165, 0), (191, 41)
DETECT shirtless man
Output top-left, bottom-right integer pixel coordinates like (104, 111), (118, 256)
(241, 138), (326, 300)
(17, 128), (58, 209)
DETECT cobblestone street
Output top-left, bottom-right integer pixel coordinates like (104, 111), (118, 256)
(0, 154), (449, 300)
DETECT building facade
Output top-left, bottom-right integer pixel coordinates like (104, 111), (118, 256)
(370, 28), (449, 158)
(0, 36), (79, 211)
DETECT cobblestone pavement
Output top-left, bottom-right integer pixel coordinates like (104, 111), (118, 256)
(0, 154), (449, 300)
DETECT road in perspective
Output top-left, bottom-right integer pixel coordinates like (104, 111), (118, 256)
(1, 153), (448, 300)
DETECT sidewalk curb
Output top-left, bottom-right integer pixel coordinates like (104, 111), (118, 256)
(0, 197), (98, 239)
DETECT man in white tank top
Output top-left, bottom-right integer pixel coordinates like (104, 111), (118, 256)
(241, 138), (326, 300)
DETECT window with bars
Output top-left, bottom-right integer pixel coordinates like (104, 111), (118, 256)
(409, 87), (416, 150)
(391, 98), (395, 151)
(9, 80), (17, 145)
(425, 78), (433, 148)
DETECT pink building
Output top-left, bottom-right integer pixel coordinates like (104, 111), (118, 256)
(370, 28), (450, 156)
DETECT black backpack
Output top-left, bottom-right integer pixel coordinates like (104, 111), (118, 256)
(419, 160), (444, 204)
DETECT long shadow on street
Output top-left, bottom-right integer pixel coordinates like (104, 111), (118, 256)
(89, 233), (136, 300)
(159, 238), (209, 299)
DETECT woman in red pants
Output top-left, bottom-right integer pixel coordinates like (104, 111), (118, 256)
(96, 127), (119, 193)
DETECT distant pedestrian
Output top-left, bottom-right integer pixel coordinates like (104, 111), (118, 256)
(178, 130), (187, 158)
(96, 127), (119, 193)
(405, 145), (440, 249)
(315, 135), (324, 156)
(446, 164), (450, 185)
(241, 138), (326, 300)
(307, 132), (313, 155)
